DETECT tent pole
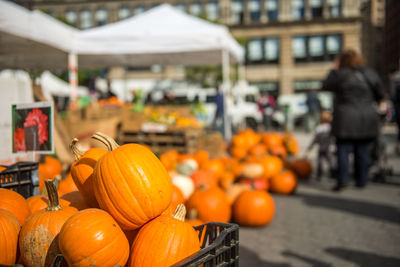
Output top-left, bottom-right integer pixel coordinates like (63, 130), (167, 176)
(68, 53), (78, 101)
(238, 64), (246, 81)
(222, 48), (231, 141)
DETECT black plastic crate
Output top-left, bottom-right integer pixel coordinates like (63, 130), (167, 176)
(48, 222), (239, 267)
(0, 162), (39, 198)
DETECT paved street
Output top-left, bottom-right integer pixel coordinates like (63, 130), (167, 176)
(239, 126), (400, 267)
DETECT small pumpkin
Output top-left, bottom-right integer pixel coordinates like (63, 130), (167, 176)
(283, 133), (299, 155)
(230, 146), (247, 160)
(258, 155), (283, 179)
(242, 178), (269, 191)
(289, 158), (313, 179)
(162, 185), (185, 216)
(190, 170), (217, 189)
(58, 208), (130, 267)
(38, 156), (62, 191)
(26, 195), (70, 214)
(225, 183), (251, 205)
(0, 209), (20, 265)
(249, 143), (268, 157)
(129, 204), (200, 267)
(186, 209), (203, 227)
(269, 145), (287, 158)
(177, 159), (198, 176)
(241, 162), (264, 179)
(193, 150), (209, 168)
(262, 133), (283, 148)
(19, 180), (78, 267)
(201, 159), (225, 179)
(219, 172), (235, 191)
(60, 191), (90, 210)
(186, 186), (231, 223)
(92, 132), (173, 230)
(57, 172), (78, 197)
(171, 174), (195, 200)
(233, 190), (275, 227)
(270, 170), (297, 195)
(0, 188), (30, 226)
(69, 138), (107, 208)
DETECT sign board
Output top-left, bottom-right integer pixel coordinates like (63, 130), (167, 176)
(11, 102), (54, 154)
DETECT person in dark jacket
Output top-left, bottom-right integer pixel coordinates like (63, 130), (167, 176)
(322, 49), (384, 191)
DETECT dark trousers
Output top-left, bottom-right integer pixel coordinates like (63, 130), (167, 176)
(336, 139), (372, 187)
(317, 150), (333, 178)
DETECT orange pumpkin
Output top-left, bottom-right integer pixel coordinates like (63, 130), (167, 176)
(230, 146), (247, 160)
(160, 150), (179, 171)
(92, 132), (173, 230)
(269, 145), (287, 158)
(26, 195), (70, 214)
(262, 133), (283, 148)
(69, 138), (107, 208)
(193, 150), (209, 168)
(60, 191), (90, 210)
(0, 188), (30, 226)
(186, 186), (231, 223)
(190, 170), (217, 189)
(19, 180), (78, 267)
(270, 170), (297, 194)
(129, 205), (200, 267)
(57, 172), (78, 197)
(162, 185), (185, 216)
(249, 143), (268, 157)
(283, 133), (299, 155)
(186, 209), (203, 227)
(38, 156), (62, 191)
(59, 208), (130, 267)
(0, 209), (20, 265)
(219, 172), (235, 190)
(258, 155), (283, 179)
(201, 159), (225, 179)
(233, 190), (275, 227)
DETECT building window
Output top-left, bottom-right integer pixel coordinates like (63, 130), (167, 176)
(232, 0), (244, 24)
(134, 6), (146, 16)
(206, 1), (219, 21)
(119, 6), (130, 20)
(248, 0), (261, 22)
(80, 9), (92, 29)
(175, 3), (186, 12)
(65, 9), (77, 26)
(292, 0), (305, 20)
(292, 34), (342, 63)
(95, 8), (108, 26)
(310, 0), (323, 18)
(252, 82), (279, 95)
(247, 37), (280, 64)
(190, 2), (202, 16)
(266, 0), (278, 21)
(328, 0), (341, 17)
(294, 80), (323, 92)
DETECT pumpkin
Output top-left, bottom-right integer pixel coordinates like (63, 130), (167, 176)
(26, 195), (70, 214)
(0, 188), (30, 226)
(283, 133), (299, 155)
(241, 163), (264, 179)
(233, 190), (275, 227)
(201, 159), (225, 179)
(230, 146), (247, 159)
(38, 156), (62, 191)
(186, 209), (203, 227)
(243, 129), (261, 148)
(171, 174), (195, 200)
(270, 170), (298, 194)
(0, 209), (20, 265)
(219, 172), (235, 190)
(160, 150), (179, 171)
(242, 178), (269, 191)
(59, 208), (130, 267)
(249, 143), (268, 157)
(289, 158), (313, 179)
(232, 134), (248, 148)
(60, 191), (90, 210)
(225, 183), (251, 205)
(129, 204), (200, 267)
(262, 133), (283, 148)
(186, 186), (231, 223)
(19, 180), (78, 267)
(193, 150), (209, 168)
(69, 138), (107, 208)
(92, 132), (173, 230)
(57, 172), (78, 196)
(0, 166), (6, 172)
(269, 145), (287, 158)
(190, 170), (217, 189)
(258, 155), (283, 179)
(177, 159), (198, 176)
(162, 185), (185, 216)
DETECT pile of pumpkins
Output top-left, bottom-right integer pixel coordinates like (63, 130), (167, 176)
(0, 132), (202, 267)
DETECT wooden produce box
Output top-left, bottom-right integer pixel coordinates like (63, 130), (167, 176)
(84, 103), (123, 120)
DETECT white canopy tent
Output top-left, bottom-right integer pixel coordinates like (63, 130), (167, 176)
(40, 71), (88, 99)
(0, 0), (78, 69)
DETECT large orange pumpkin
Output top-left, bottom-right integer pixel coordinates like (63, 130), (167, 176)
(129, 205), (200, 267)
(59, 208), (130, 267)
(233, 190), (275, 227)
(57, 172), (78, 197)
(0, 209), (20, 265)
(92, 132), (173, 230)
(19, 180), (78, 267)
(186, 186), (231, 223)
(69, 138), (107, 208)
(258, 155), (283, 179)
(270, 170), (298, 194)
(0, 188), (30, 226)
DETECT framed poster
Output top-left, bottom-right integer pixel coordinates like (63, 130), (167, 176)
(11, 102), (54, 154)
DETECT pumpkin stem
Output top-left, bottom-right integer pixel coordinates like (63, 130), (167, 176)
(45, 179), (62, 211)
(172, 204), (186, 222)
(92, 132), (119, 151)
(70, 138), (85, 161)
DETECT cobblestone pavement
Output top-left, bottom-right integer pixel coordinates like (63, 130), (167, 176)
(239, 126), (400, 267)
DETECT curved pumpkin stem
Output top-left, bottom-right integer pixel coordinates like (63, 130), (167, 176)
(45, 179), (61, 211)
(92, 132), (119, 151)
(173, 204), (186, 222)
(70, 138), (85, 161)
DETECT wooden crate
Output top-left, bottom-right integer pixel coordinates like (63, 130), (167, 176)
(118, 128), (203, 154)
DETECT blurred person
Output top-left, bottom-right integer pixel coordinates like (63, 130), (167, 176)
(389, 67), (400, 154)
(212, 85), (225, 136)
(305, 90), (322, 132)
(322, 49), (384, 191)
(306, 111), (333, 180)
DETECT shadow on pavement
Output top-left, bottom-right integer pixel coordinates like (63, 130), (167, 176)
(325, 247), (400, 267)
(282, 250), (332, 267)
(294, 192), (400, 224)
(240, 246), (291, 267)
